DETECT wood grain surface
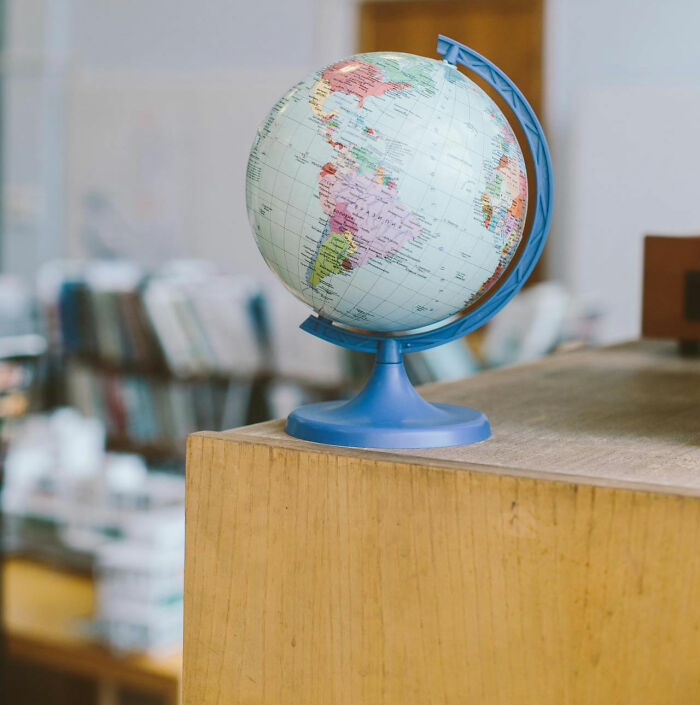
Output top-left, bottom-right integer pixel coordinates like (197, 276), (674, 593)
(184, 341), (700, 705)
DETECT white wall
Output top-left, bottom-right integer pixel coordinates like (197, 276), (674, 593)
(545, 0), (700, 341)
(2, 0), (357, 276)
(3, 0), (70, 276)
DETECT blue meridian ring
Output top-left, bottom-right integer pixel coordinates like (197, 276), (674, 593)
(299, 34), (553, 355)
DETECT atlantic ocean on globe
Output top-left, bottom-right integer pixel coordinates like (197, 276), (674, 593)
(245, 35), (552, 449)
(247, 50), (528, 333)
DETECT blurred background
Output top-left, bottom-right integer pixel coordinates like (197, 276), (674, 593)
(1, 0), (699, 703)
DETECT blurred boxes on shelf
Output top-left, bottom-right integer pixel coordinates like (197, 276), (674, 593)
(95, 509), (184, 654)
(1, 408), (185, 654)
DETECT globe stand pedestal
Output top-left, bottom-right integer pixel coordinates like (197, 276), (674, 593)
(285, 339), (491, 449)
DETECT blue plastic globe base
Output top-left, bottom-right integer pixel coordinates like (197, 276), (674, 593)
(285, 343), (491, 449)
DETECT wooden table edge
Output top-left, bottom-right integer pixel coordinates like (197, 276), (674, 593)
(187, 428), (700, 499)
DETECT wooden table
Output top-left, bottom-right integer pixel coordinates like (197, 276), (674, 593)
(3, 558), (181, 704)
(184, 341), (700, 705)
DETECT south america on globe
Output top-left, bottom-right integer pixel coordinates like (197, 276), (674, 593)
(246, 50), (528, 333)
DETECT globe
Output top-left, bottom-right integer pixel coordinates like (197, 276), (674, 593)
(246, 50), (528, 333)
(245, 35), (551, 449)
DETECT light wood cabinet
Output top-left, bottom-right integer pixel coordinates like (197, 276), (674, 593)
(184, 341), (700, 705)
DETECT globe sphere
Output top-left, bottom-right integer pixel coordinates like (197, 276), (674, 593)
(246, 51), (527, 333)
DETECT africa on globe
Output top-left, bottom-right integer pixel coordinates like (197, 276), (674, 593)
(246, 50), (528, 333)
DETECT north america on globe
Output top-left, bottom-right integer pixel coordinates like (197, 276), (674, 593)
(246, 51), (527, 332)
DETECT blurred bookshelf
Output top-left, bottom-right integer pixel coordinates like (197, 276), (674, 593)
(38, 259), (347, 466)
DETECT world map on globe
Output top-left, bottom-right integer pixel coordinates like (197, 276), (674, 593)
(246, 51), (528, 333)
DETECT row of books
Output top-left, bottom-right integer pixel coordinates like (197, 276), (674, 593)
(40, 260), (269, 377)
(66, 361), (253, 452)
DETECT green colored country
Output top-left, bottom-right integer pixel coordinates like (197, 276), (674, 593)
(485, 172), (503, 198)
(351, 147), (396, 186)
(309, 232), (350, 287)
(351, 146), (379, 175)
